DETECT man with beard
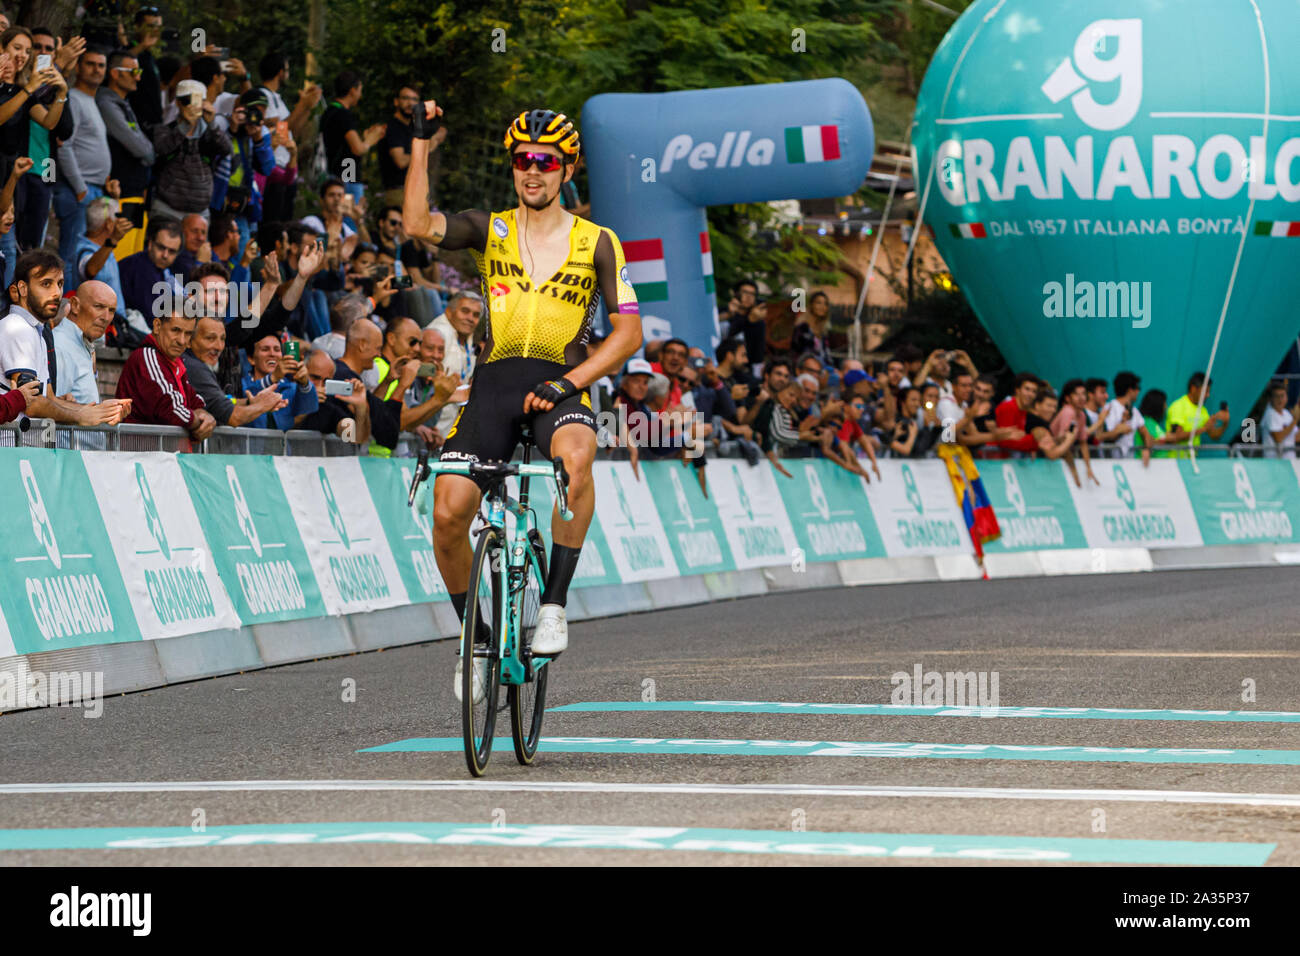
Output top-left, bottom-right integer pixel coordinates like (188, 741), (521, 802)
(0, 251), (129, 425)
(379, 83), (445, 210)
(404, 103), (641, 692)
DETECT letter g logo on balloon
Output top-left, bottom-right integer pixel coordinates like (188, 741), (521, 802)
(1042, 19), (1143, 132)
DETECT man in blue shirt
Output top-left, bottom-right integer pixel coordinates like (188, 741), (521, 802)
(74, 199), (132, 318)
(240, 333), (318, 429)
(53, 280), (118, 404)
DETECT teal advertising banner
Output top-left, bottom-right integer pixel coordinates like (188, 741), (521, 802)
(5, 451), (1300, 653)
(179, 455), (327, 624)
(643, 460), (737, 574)
(360, 457), (447, 602)
(1179, 459), (1300, 545)
(521, 471), (622, 588)
(979, 460), (1089, 553)
(1, 449), (141, 653)
(771, 460), (886, 562)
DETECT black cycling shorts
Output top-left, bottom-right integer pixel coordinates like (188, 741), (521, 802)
(440, 357), (597, 489)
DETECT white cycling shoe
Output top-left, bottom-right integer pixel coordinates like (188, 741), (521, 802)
(530, 604), (568, 656)
(453, 654), (487, 705)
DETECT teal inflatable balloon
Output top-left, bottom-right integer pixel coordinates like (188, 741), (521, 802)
(913, 0), (1300, 419)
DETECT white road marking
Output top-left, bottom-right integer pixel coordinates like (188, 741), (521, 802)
(1, 780), (1299, 806)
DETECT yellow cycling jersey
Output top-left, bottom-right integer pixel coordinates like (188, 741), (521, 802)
(466, 209), (640, 367)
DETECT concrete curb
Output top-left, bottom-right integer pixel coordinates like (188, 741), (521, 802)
(1, 543), (1294, 710)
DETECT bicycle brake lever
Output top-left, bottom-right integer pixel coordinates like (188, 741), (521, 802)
(552, 456), (574, 521)
(407, 449), (430, 508)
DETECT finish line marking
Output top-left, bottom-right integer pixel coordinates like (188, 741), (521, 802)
(549, 701), (1300, 722)
(0, 821), (1272, 864)
(359, 737), (1300, 765)
(3, 780), (1299, 807)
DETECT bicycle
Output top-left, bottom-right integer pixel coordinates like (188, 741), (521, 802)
(408, 430), (572, 777)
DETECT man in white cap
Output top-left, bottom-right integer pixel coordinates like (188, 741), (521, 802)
(149, 78), (230, 222)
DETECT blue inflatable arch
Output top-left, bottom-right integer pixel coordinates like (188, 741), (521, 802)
(582, 78), (875, 348)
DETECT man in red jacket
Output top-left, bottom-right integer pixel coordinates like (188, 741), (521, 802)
(116, 310), (217, 441)
(995, 372), (1041, 456)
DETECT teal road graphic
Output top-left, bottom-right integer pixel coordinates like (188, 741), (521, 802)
(0, 822), (1272, 864)
(360, 737), (1300, 765)
(550, 701), (1300, 723)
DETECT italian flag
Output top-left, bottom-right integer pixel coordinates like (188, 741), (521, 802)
(624, 238), (668, 301)
(784, 125), (841, 164)
(1255, 221), (1300, 236)
(700, 232), (714, 294)
(948, 222), (987, 239)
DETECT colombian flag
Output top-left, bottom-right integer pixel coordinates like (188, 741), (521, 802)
(937, 444), (1000, 560)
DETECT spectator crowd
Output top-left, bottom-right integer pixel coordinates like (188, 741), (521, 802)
(0, 6), (470, 452)
(0, 6), (1294, 488)
(607, 277), (1299, 497)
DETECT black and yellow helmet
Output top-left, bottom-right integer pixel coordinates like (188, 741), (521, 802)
(504, 109), (580, 162)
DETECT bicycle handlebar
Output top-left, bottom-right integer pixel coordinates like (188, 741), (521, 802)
(407, 451), (574, 521)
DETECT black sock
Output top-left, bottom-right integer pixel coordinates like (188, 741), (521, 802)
(541, 543), (582, 608)
(449, 590), (491, 645)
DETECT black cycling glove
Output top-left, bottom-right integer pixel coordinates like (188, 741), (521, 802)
(529, 377), (579, 406)
(411, 103), (440, 140)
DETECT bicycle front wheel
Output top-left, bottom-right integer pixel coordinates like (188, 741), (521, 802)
(510, 530), (549, 765)
(462, 526), (503, 777)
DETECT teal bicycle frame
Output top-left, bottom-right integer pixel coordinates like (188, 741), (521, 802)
(411, 452), (573, 684)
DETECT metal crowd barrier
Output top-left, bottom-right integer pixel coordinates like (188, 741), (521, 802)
(0, 421), (1290, 463)
(0, 422), (364, 456)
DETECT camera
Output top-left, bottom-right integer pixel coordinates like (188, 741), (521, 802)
(244, 104), (264, 127)
(15, 371), (38, 387)
(177, 93), (194, 107)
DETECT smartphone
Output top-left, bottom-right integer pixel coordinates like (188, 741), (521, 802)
(119, 202), (146, 229)
(218, 47), (231, 59)
(276, 119), (288, 139)
(324, 379), (353, 397)
(392, 274), (413, 290)
(417, 362), (439, 379)
(36, 54), (51, 72)
(283, 340), (301, 361)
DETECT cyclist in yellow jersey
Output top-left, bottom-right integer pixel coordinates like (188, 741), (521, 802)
(403, 102), (642, 701)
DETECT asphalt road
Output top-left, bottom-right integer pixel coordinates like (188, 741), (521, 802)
(2, 566), (1298, 866)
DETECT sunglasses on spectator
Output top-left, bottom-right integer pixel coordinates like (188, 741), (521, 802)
(512, 151), (562, 173)
(385, 218), (401, 227)
(114, 66), (143, 77)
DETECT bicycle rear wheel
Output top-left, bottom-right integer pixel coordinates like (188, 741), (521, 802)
(510, 530), (549, 765)
(462, 526), (503, 777)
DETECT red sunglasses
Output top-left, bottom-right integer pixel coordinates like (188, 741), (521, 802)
(512, 151), (563, 173)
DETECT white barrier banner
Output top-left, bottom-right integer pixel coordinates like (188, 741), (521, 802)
(867, 460), (971, 557)
(708, 460), (801, 568)
(1065, 459), (1203, 549)
(274, 458), (410, 614)
(590, 461), (679, 581)
(0, 605), (15, 658)
(85, 452), (241, 639)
